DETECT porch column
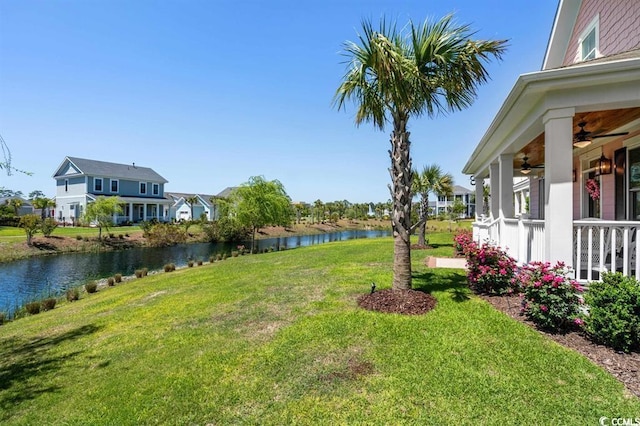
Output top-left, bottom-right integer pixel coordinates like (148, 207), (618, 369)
(543, 107), (575, 267)
(128, 203), (133, 222)
(156, 203), (160, 221)
(475, 176), (484, 219)
(143, 203), (147, 221)
(499, 154), (514, 219)
(489, 162), (500, 219)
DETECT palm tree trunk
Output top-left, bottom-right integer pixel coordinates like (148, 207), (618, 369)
(417, 194), (428, 247)
(389, 124), (412, 290)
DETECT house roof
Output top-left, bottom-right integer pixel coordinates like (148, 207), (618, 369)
(462, 57), (640, 176)
(215, 187), (237, 198)
(53, 156), (168, 183)
(542, 0), (581, 70)
(165, 192), (216, 206)
(452, 185), (472, 195)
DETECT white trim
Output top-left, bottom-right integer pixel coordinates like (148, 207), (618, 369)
(94, 177), (103, 192)
(578, 14), (599, 62)
(110, 179), (119, 193)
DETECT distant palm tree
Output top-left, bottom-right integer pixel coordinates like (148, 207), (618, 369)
(334, 15), (506, 290)
(8, 198), (23, 216)
(186, 196), (198, 221)
(31, 197), (52, 220)
(412, 165), (453, 247)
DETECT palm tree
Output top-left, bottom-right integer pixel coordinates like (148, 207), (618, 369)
(8, 197), (23, 216)
(335, 15), (506, 290)
(186, 196), (198, 221)
(412, 165), (453, 247)
(31, 197), (52, 220)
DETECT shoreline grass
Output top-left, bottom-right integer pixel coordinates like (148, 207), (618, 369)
(1, 236), (636, 424)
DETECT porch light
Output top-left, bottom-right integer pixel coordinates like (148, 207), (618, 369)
(597, 154), (612, 175)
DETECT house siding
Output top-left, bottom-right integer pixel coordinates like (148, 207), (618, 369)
(562, 0), (640, 66)
(56, 176), (86, 197)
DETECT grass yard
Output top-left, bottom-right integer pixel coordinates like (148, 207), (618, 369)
(1, 236), (638, 424)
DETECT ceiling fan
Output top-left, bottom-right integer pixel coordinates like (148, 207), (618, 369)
(573, 121), (629, 148)
(520, 156), (543, 175)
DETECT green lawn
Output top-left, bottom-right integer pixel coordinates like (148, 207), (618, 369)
(0, 236), (637, 424)
(0, 225), (142, 239)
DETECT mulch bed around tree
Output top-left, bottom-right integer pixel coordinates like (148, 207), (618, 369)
(481, 294), (640, 398)
(358, 288), (437, 315)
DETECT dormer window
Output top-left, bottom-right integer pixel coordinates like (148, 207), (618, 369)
(580, 15), (599, 61)
(111, 179), (119, 193)
(152, 183), (159, 195)
(94, 178), (103, 192)
(140, 182), (147, 195)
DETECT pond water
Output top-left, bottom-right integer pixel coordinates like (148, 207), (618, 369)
(0, 229), (391, 312)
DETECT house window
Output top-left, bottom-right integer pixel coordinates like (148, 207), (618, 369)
(111, 179), (119, 193)
(152, 183), (159, 195)
(628, 147), (640, 220)
(140, 182), (147, 195)
(65, 179), (68, 192)
(579, 15), (599, 61)
(94, 178), (103, 192)
(583, 158), (601, 219)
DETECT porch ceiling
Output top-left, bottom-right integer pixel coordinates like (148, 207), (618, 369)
(514, 107), (640, 169)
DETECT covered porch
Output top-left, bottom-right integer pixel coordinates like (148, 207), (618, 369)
(463, 57), (640, 282)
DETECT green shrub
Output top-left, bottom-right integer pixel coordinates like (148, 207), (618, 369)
(115, 273), (122, 283)
(145, 223), (187, 247)
(119, 234), (125, 239)
(66, 288), (80, 301)
(41, 217), (59, 237)
(197, 260), (203, 266)
(209, 255), (216, 263)
(42, 298), (57, 310)
(85, 282), (98, 293)
(142, 268), (148, 276)
(135, 269), (144, 278)
(76, 235), (83, 241)
(109, 233), (115, 239)
(518, 261), (584, 332)
(222, 253), (228, 260)
(216, 254), (222, 261)
(164, 263), (176, 272)
(107, 277), (115, 286)
(231, 250), (239, 257)
(0, 312), (6, 325)
(25, 301), (41, 315)
(188, 260), (194, 267)
(584, 272), (640, 352)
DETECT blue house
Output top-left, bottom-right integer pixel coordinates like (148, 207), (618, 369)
(52, 156), (171, 224)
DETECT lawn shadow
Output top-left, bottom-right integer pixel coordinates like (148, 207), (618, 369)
(0, 324), (102, 417)
(412, 269), (471, 302)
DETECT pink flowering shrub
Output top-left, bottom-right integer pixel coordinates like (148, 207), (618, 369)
(465, 242), (518, 295)
(517, 261), (584, 332)
(453, 229), (475, 256)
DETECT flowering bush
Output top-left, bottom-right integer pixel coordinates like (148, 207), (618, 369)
(585, 178), (600, 200)
(453, 229), (475, 256)
(517, 261), (584, 332)
(465, 242), (518, 295)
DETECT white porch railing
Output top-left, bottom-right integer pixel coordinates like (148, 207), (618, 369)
(573, 220), (640, 281)
(472, 218), (640, 282)
(473, 217), (545, 265)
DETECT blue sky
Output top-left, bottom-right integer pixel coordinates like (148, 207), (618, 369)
(0, 0), (558, 203)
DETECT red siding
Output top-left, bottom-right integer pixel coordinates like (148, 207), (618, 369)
(562, 0), (640, 66)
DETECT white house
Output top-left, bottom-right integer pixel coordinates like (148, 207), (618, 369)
(462, 0), (640, 282)
(431, 185), (475, 218)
